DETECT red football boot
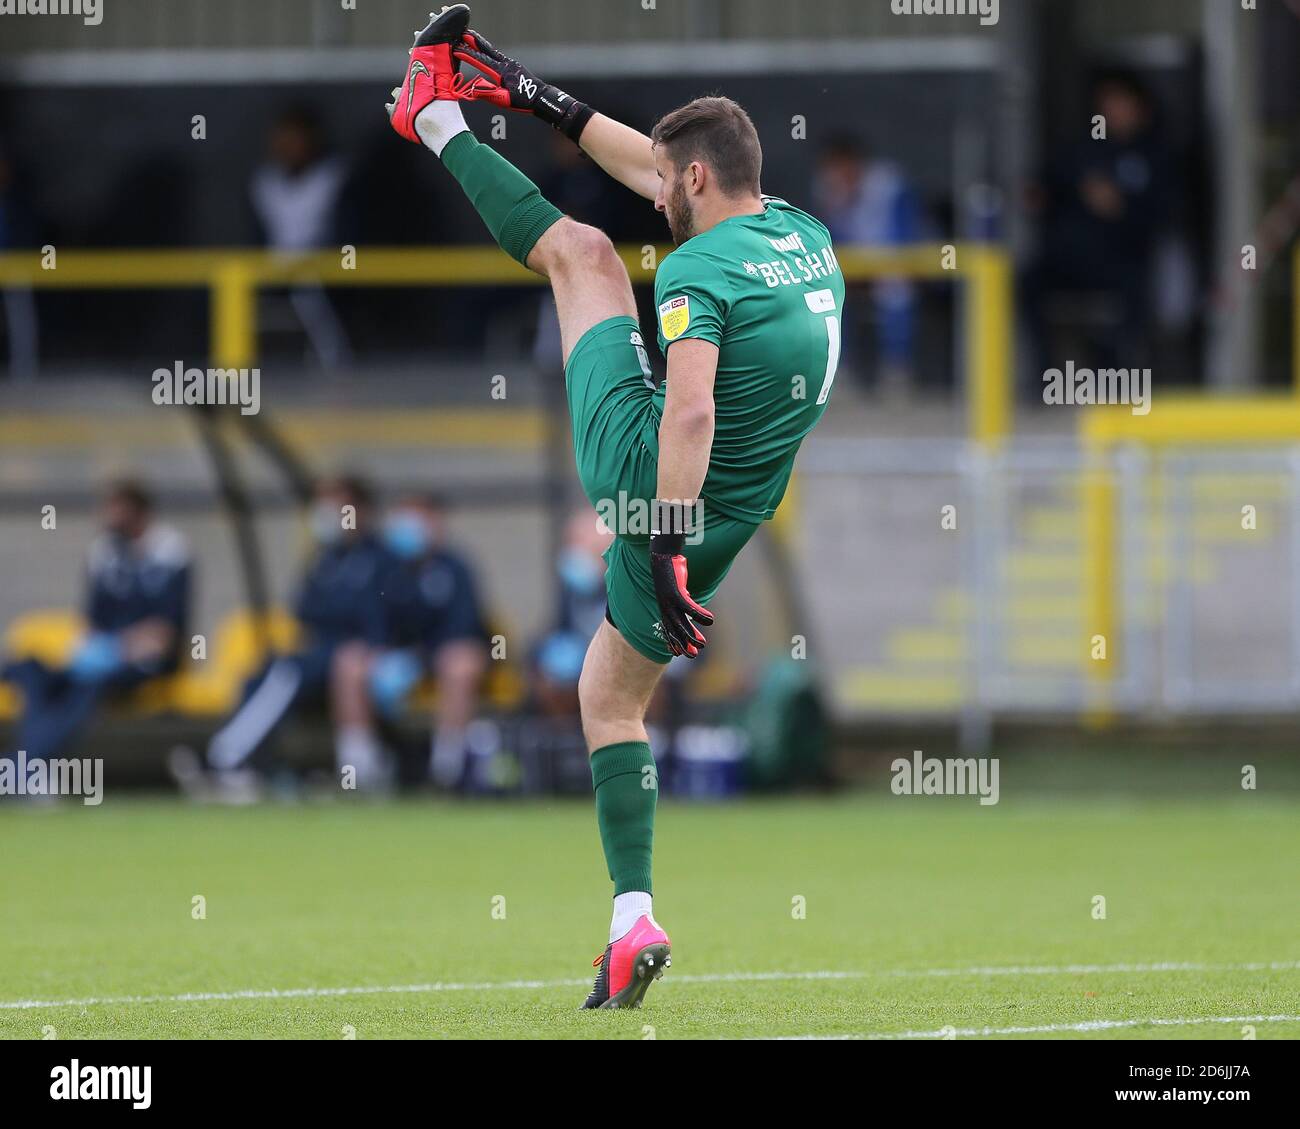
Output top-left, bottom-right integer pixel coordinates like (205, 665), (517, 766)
(386, 5), (497, 143)
(581, 915), (672, 1010)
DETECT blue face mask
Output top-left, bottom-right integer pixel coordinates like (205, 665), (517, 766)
(537, 632), (588, 684)
(312, 502), (345, 545)
(384, 512), (431, 560)
(558, 548), (603, 596)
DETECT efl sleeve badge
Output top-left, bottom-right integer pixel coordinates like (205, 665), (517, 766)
(658, 295), (691, 341)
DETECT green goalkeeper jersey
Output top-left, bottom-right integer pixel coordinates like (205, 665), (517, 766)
(646, 195), (845, 524)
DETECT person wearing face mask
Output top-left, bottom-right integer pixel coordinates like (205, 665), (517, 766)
(552, 508), (616, 643)
(347, 493), (489, 789)
(200, 475), (391, 791)
(3, 479), (191, 770)
(512, 513), (613, 793)
(519, 509), (613, 730)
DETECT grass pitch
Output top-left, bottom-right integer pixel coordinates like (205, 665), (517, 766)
(1, 794), (1297, 1040)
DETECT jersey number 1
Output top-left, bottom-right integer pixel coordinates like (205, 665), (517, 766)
(804, 288), (840, 405)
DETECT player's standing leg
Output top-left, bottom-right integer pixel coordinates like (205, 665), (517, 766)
(575, 620), (673, 1008)
(387, 5), (672, 1008)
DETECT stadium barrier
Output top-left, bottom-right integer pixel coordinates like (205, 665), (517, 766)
(7, 244), (1300, 729)
(797, 424), (1300, 738)
(0, 242), (1013, 444)
(1080, 397), (1300, 721)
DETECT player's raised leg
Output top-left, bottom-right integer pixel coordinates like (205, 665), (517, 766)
(576, 619), (672, 1009)
(386, 6), (635, 362)
(525, 220), (636, 365)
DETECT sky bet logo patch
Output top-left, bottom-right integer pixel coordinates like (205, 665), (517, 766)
(658, 296), (690, 341)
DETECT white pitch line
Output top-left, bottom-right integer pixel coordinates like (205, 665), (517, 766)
(0, 978), (591, 1012)
(884, 959), (1300, 978)
(2, 959), (1296, 1013)
(770, 1014), (1300, 1040)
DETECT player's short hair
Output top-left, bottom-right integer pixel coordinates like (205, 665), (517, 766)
(651, 96), (762, 198)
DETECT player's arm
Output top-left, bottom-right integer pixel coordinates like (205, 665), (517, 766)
(656, 339), (717, 505)
(454, 32), (658, 200)
(650, 339), (719, 657)
(579, 113), (658, 202)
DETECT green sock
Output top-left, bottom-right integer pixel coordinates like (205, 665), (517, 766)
(440, 131), (564, 266)
(590, 741), (657, 896)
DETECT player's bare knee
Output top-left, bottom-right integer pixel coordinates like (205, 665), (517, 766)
(581, 714), (638, 755)
(546, 219), (619, 277)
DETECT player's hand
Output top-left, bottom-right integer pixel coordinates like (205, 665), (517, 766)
(454, 29), (594, 139)
(452, 30), (543, 113)
(649, 529), (714, 659)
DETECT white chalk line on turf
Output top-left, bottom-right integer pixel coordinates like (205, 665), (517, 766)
(3, 959), (1297, 1012)
(768, 1014), (1300, 1040)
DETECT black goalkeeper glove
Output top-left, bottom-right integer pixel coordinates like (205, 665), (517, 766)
(453, 29), (595, 142)
(649, 502), (714, 659)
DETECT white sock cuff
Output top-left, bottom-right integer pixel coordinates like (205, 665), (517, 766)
(610, 891), (653, 942)
(415, 100), (470, 157)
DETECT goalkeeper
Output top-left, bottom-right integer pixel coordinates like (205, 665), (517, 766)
(387, 5), (845, 1009)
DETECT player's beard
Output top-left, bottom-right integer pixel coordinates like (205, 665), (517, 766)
(665, 178), (695, 245)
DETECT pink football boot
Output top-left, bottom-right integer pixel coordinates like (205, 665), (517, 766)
(386, 5), (499, 143)
(581, 914), (672, 1010)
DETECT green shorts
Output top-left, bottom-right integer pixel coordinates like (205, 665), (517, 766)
(565, 315), (760, 664)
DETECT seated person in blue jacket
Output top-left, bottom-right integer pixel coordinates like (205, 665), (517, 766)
(333, 492), (489, 789)
(4, 479), (191, 763)
(205, 475), (390, 787)
(525, 507), (614, 717)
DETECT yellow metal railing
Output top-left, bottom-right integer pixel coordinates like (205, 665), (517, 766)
(1080, 396), (1300, 721)
(1081, 245), (1300, 719)
(0, 242), (1014, 444)
(1294, 241), (1300, 393)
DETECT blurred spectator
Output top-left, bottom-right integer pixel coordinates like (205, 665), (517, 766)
(250, 105), (352, 368)
(530, 631), (588, 718)
(511, 630), (590, 794)
(357, 493), (489, 788)
(201, 476), (389, 789)
(511, 510), (613, 793)
(3, 480), (191, 764)
(1025, 70), (1171, 379)
(524, 507), (614, 713)
(0, 140), (40, 380)
(552, 507), (615, 642)
(814, 135), (925, 397)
